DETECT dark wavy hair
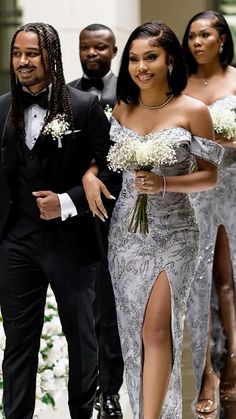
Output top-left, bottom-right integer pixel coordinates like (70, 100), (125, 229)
(182, 11), (234, 75)
(10, 22), (73, 142)
(116, 20), (187, 104)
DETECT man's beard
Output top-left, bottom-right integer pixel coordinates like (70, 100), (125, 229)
(81, 61), (110, 79)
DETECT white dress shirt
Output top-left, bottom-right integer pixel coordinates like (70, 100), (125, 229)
(23, 88), (77, 221)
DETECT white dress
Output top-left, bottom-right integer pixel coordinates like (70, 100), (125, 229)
(187, 95), (236, 396)
(108, 118), (223, 419)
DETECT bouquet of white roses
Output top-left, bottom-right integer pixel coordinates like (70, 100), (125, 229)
(209, 106), (236, 141)
(107, 133), (176, 233)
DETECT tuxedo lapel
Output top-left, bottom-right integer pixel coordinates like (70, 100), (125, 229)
(100, 73), (117, 109)
(1, 106), (18, 173)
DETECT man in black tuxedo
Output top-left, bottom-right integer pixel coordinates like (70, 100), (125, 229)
(69, 23), (117, 109)
(69, 24), (124, 419)
(0, 22), (118, 419)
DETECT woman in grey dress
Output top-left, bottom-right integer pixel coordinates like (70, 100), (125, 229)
(182, 10), (236, 415)
(82, 21), (223, 419)
(100, 21), (223, 419)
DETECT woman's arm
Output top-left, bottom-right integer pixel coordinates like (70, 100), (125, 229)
(82, 165), (116, 221)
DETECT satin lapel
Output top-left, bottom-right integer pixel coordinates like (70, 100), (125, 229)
(1, 106), (18, 172)
(49, 91), (80, 186)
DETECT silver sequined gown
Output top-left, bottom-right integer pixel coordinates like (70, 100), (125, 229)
(187, 95), (236, 398)
(108, 118), (223, 419)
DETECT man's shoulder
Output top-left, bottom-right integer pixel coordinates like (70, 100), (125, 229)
(68, 78), (82, 89)
(67, 85), (99, 109)
(0, 91), (11, 107)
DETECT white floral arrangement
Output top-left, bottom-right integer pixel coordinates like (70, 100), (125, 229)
(107, 133), (176, 173)
(0, 287), (68, 417)
(107, 133), (176, 233)
(104, 104), (113, 121)
(209, 106), (236, 141)
(43, 114), (70, 148)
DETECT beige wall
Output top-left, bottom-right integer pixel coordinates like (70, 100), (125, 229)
(141, 0), (217, 40)
(18, 0), (141, 82)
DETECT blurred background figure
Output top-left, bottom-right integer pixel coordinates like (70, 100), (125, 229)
(69, 24), (118, 108)
(69, 23), (124, 419)
(182, 10), (236, 416)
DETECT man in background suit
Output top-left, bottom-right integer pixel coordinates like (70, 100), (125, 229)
(69, 24), (124, 419)
(0, 22), (117, 419)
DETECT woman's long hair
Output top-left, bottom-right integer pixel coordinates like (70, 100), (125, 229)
(182, 11), (234, 75)
(10, 22), (73, 142)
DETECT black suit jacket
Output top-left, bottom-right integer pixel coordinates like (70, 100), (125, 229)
(0, 86), (117, 264)
(69, 72), (117, 109)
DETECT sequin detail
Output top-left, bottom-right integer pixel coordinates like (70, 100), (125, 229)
(108, 119), (223, 418)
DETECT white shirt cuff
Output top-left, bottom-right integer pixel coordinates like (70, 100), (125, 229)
(57, 193), (78, 221)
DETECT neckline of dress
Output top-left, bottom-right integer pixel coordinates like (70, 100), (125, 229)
(209, 94), (236, 107)
(110, 116), (190, 138)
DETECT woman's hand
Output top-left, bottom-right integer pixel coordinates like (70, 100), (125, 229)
(82, 171), (115, 221)
(135, 170), (164, 194)
(215, 132), (236, 148)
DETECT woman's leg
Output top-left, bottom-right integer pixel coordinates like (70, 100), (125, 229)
(195, 319), (219, 413)
(213, 225), (236, 396)
(142, 271), (172, 419)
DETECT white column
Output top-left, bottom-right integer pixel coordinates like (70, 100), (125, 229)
(18, 0), (141, 82)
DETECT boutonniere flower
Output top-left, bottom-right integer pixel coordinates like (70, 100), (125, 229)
(43, 114), (70, 148)
(104, 104), (113, 120)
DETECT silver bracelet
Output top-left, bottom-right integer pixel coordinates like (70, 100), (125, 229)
(161, 175), (166, 198)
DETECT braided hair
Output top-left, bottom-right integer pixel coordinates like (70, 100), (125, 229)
(10, 22), (74, 142)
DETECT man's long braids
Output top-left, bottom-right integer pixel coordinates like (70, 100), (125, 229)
(10, 22), (74, 142)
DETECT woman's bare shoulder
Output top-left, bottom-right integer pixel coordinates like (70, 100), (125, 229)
(112, 100), (130, 122)
(178, 93), (208, 112)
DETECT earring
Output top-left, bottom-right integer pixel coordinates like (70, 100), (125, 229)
(219, 43), (224, 54)
(168, 63), (173, 76)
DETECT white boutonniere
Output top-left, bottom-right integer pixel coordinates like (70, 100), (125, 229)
(104, 104), (113, 120)
(43, 114), (70, 148)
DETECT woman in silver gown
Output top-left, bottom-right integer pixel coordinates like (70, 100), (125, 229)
(182, 11), (236, 415)
(102, 21), (223, 419)
(82, 20), (223, 419)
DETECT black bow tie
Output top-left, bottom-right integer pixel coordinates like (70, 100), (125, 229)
(21, 90), (49, 109)
(81, 77), (104, 91)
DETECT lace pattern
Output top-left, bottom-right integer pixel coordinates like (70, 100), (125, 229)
(108, 119), (223, 418)
(187, 95), (236, 399)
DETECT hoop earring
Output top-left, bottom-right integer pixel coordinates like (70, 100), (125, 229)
(168, 63), (173, 76)
(219, 43), (224, 54)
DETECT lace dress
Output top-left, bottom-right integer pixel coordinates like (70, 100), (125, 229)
(187, 95), (236, 397)
(108, 118), (223, 419)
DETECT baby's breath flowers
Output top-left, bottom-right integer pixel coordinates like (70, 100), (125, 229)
(43, 114), (70, 147)
(209, 106), (236, 141)
(107, 133), (177, 233)
(104, 104), (113, 120)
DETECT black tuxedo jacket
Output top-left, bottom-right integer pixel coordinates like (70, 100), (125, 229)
(69, 72), (117, 109)
(0, 86), (118, 264)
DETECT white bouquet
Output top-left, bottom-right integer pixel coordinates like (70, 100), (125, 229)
(107, 133), (176, 233)
(209, 106), (236, 141)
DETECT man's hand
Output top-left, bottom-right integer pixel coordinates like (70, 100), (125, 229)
(82, 172), (115, 221)
(32, 191), (61, 220)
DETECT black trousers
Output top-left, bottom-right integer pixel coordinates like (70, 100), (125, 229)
(0, 229), (97, 419)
